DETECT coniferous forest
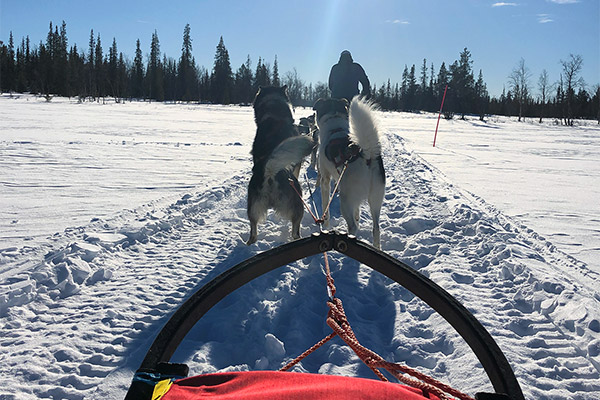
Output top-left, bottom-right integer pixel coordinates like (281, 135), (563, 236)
(1, 21), (598, 124)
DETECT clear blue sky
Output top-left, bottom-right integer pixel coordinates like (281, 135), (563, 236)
(1, 0), (598, 97)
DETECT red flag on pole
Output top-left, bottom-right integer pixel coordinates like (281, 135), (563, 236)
(433, 84), (448, 147)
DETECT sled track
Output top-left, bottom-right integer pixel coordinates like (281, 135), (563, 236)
(1, 131), (599, 399)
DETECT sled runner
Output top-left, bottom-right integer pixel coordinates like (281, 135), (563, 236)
(125, 231), (525, 400)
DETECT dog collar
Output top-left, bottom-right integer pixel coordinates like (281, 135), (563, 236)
(325, 136), (362, 168)
(328, 127), (348, 136)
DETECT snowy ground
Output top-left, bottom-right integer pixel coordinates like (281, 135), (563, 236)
(1, 95), (599, 399)
(378, 112), (600, 271)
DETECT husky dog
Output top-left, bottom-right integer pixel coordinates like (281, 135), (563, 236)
(247, 86), (314, 245)
(313, 97), (385, 248)
(298, 114), (320, 171)
(297, 116), (311, 134)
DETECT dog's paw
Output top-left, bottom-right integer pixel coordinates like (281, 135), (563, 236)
(246, 235), (257, 246)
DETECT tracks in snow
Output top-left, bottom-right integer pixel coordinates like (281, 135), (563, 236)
(381, 133), (600, 398)
(1, 177), (254, 399)
(1, 130), (599, 399)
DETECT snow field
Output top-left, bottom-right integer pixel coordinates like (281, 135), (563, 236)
(0, 95), (599, 399)
(377, 111), (600, 270)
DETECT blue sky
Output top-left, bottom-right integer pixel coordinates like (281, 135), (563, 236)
(1, 0), (598, 97)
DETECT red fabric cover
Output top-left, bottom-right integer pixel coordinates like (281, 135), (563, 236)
(161, 371), (441, 400)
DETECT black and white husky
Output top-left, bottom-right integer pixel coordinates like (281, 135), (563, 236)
(247, 86), (314, 245)
(313, 97), (385, 248)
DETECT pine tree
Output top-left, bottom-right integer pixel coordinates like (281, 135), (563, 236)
(254, 57), (270, 91)
(68, 43), (83, 98)
(574, 88), (590, 119)
(405, 65), (417, 111)
(1, 32), (16, 92)
(437, 62), (451, 118)
(211, 36), (233, 104)
(419, 58), (427, 109)
(400, 65), (409, 110)
(385, 79), (392, 109)
(132, 38), (144, 99)
(36, 38), (52, 97)
(426, 62), (435, 112)
(24, 36), (32, 91)
(272, 55), (280, 86)
(162, 55), (177, 101)
(235, 55), (253, 104)
(437, 62), (449, 97)
(55, 21), (69, 96)
(0, 39), (6, 92)
(198, 67), (210, 102)
(15, 37), (27, 92)
(107, 38), (118, 99)
(44, 22), (55, 94)
(94, 34), (105, 99)
(87, 29), (95, 99)
(475, 69), (488, 121)
(177, 24), (197, 101)
(376, 83), (386, 107)
(449, 48), (476, 119)
(147, 30), (164, 101)
(117, 52), (128, 100)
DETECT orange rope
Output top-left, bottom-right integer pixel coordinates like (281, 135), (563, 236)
(280, 251), (476, 400)
(279, 332), (337, 372)
(282, 163), (475, 400)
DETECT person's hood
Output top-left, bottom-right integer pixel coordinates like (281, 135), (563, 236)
(339, 50), (353, 63)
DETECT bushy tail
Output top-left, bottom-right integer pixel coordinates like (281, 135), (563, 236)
(264, 135), (314, 178)
(349, 97), (381, 160)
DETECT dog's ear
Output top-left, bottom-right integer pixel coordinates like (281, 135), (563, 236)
(341, 98), (350, 112)
(252, 86), (263, 106)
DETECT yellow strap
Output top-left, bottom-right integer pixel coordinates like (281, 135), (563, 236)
(152, 379), (174, 400)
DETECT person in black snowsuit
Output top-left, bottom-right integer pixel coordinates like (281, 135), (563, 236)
(328, 50), (371, 102)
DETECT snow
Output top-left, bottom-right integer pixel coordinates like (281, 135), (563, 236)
(1, 94), (599, 399)
(379, 112), (600, 270)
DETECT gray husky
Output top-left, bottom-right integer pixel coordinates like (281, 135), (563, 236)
(313, 96), (385, 248)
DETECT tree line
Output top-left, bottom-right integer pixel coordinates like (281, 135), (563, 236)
(1, 21), (598, 124)
(371, 49), (599, 125)
(0, 22), (327, 106)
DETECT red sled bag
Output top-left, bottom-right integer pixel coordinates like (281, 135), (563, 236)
(157, 371), (441, 400)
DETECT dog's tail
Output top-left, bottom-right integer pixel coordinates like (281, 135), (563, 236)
(349, 97), (381, 160)
(264, 135), (314, 178)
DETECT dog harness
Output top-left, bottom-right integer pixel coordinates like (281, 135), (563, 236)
(325, 128), (362, 168)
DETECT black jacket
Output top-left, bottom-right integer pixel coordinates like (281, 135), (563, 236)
(328, 54), (370, 102)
